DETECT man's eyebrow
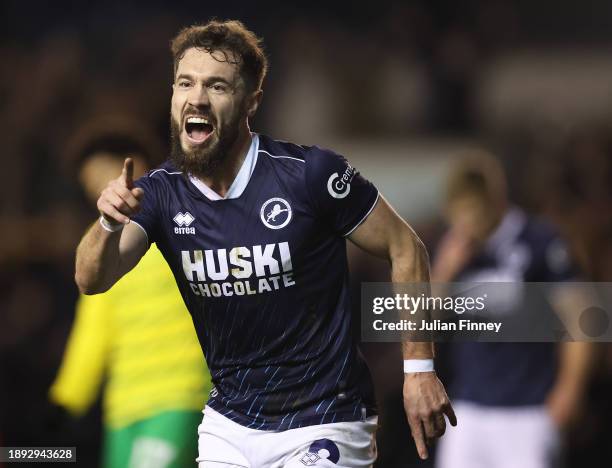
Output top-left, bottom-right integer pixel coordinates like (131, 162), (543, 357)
(175, 73), (193, 81)
(204, 76), (232, 85)
(175, 73), (233, 85)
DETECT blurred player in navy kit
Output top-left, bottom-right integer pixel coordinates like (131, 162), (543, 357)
(433, 152), (594, 468)
(74, 20), (456, 467)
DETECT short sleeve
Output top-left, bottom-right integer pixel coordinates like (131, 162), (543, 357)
(131, 174), (160, 244)
(49, 294), (110, 415)
(305, 148), (379, 236)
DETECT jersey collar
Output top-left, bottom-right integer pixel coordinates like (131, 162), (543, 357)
(188, 133), (259, 201)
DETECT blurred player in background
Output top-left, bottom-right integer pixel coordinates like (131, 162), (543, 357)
(73, 20), (455, 467)
(50, 122), (212, 468)
(433, 151), (594, 468)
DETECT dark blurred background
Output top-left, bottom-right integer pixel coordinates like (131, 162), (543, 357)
(1, 1), (612, 466)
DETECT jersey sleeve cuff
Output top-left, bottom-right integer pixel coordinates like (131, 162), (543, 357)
(130, 219), (150, 244)
(342, 190), (380, 237)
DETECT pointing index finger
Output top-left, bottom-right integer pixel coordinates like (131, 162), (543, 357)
(410, 418), (429, 460)
(121, 157), (134, 189)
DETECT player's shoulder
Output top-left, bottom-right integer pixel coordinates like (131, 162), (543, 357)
(257, 134), (309, 164)
(519, 213), (563, 249)
(518, 212), (574, 278)
(257, 134), (350, 179)
(145, 161), (183, 181)
(134, 161), (183, 192)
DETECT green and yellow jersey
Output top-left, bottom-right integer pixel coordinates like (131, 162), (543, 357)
(50, 244), (211, 429)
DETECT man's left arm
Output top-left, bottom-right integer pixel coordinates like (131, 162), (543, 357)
(349, 195), (457, 460)
(547, 282), (598, 429)
(547, 342), (595, 428)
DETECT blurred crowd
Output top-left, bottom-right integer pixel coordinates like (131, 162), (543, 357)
(1, 1), (612, 467)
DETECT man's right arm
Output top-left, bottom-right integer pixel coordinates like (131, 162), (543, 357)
(75, 158), (147, 294)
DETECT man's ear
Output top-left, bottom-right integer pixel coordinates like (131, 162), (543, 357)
(246, 89), (263, 118)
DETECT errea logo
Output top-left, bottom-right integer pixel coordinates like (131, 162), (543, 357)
(173, 212), (195, 235)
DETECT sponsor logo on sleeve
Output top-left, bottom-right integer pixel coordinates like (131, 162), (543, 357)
(327, 165), (356, 199)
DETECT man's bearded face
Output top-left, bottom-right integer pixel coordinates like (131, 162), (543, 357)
(170, 47), (246, 177)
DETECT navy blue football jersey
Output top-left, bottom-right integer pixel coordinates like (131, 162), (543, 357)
(132, 134), (379, 430)
(446, 209), (573, 406)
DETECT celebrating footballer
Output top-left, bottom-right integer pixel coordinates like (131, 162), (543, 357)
(75, 20), (456, 467)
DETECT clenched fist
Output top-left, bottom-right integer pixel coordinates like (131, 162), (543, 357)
(97, 158), (144, 226)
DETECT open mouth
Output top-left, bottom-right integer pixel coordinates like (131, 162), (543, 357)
(184, 116), (214, 145)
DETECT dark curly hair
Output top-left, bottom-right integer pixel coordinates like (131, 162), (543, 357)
(171, 20), (268, 92)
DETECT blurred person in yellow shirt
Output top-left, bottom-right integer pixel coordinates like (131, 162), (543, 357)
(50, 120), (212, 468)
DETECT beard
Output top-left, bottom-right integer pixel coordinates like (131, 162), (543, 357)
(170, 111), (240, 178)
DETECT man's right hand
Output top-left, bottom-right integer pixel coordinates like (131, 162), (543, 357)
(404, 371), (457, 460)
(97, 158), (144, 226)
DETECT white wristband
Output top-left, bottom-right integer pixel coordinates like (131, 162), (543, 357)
(404, 359), (435, 373)
(99, 215), (124, 232)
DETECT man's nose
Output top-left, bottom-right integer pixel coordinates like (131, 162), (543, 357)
(187, 84), (210, 108)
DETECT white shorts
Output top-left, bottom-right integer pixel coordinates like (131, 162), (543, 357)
(196, 406), (378, 468)
(436, 401), (560, 468)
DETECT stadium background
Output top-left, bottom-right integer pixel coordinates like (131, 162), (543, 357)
(1, 0), (612, 466)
